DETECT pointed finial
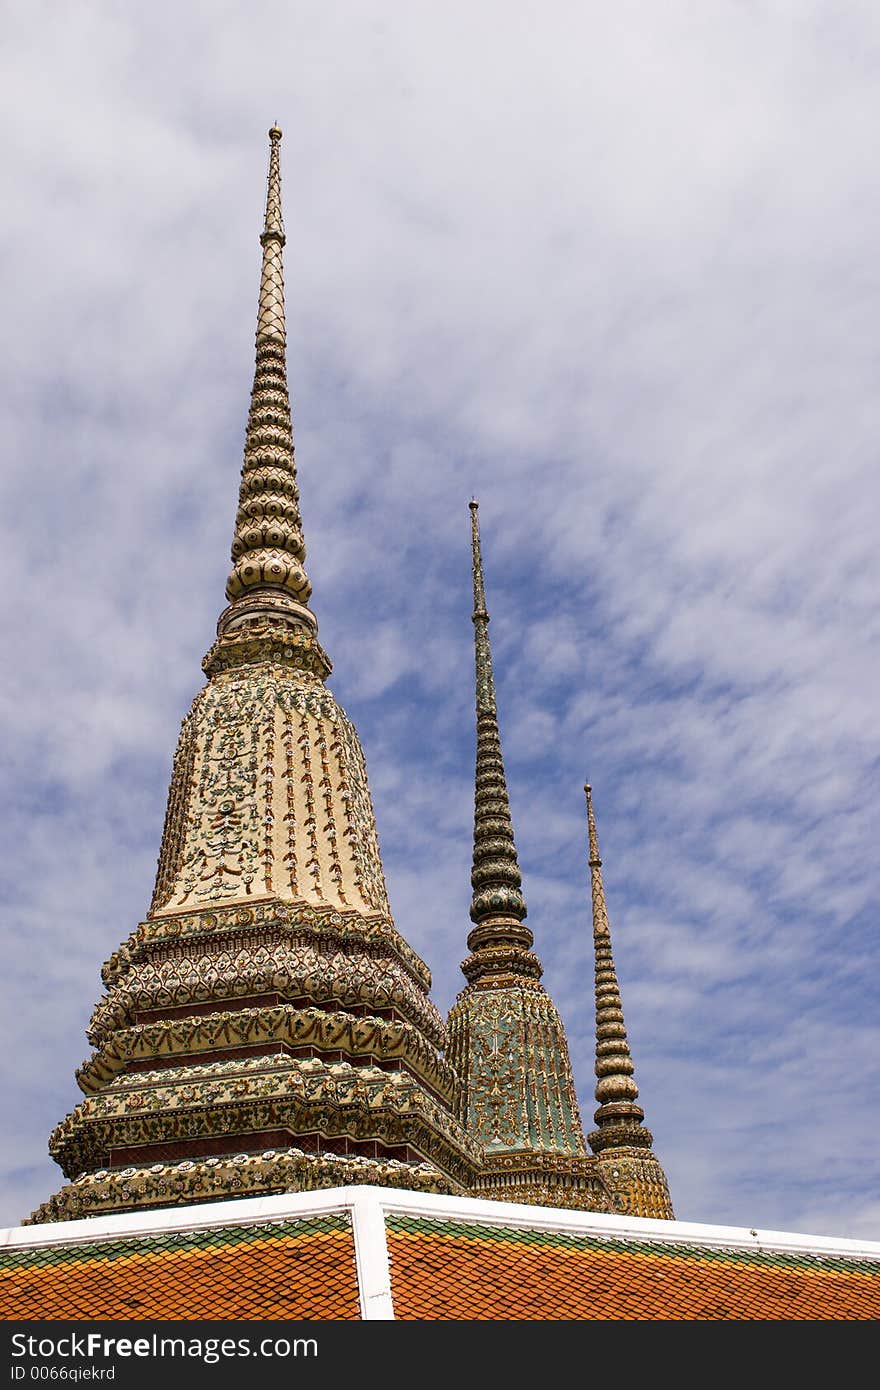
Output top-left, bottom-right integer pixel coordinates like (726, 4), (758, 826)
(585, 782), (603, 875)
(469, 499), (492, 692)
(258, 124), (286, 338)
(583, 783), (654, 1154)
(463, 503), (535, 978)
(217, 126), (322, 647)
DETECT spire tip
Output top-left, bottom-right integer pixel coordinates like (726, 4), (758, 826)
(466, 499), (529, 940)
(221, 119), (315, 627)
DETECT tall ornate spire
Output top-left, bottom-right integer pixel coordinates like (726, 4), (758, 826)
(29, 128), (477, 1226)
(448, 505), (598, 1212)
(465, 501), (534, 978)
(28, 127), (674, 1229)
(583, 784), (650, 1152)
(222, 126), (315, 638)
(582, 784), (674, 1216)
(255, 124), (286, 347)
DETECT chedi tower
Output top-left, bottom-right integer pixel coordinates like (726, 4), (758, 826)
(31, 127), (477, 1223)
(30, 128), (672, 1224)
(446, 506), (673, 1218)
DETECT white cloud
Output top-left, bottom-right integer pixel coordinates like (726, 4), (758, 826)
(1, 2), (878, 1241)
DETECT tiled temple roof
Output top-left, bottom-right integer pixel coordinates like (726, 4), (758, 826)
(3, 1187), (878, 1322)
(386, 1214), (880, 1321)
(0, 1215), (357, 1321)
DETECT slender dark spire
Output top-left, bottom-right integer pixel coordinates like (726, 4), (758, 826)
(584, 783), (654, 1154)
(222, 126), (314, 632)
(464, 502), (536, 980)
(447, 508), (591, 1200)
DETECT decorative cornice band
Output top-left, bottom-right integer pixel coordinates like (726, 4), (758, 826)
(88, 943), (447, 1053)
(77, 1002), (456, 1102)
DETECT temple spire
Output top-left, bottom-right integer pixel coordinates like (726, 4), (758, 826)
(465, 502), (534, 974)
(584, 783), (654, 1154)
(221, 125), (316, 639)
(256, 124), (286, 345)
(447, 506), (593, 1205)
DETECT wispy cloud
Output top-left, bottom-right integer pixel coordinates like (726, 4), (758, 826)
(1, 2), (878, 1239)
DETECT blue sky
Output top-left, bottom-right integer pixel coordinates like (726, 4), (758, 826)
(1, 2), (878, 1237)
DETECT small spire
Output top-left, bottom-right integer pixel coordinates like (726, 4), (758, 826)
(584, 784), (654, 1154)
(469, 501), (494, 710)
(469, 499), (488, 624)
(258, 125), (285, 343)
(222, 125), (316, 630)
(464, 504), (534, 975)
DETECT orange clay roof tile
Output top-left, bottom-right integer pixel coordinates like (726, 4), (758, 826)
(0, 1216), (359, 1321)
(385, 1217), (880, 1320)
(5, 1205), (878, 1321)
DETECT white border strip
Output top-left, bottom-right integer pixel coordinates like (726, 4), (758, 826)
(376, 1187), (880, 1260)
(2, 1184), (879, 1265)
(351, 1191), (395, 1320)
(0, 1188), (353, 1251)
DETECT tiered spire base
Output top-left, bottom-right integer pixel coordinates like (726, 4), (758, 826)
(30, 893), (478, 1224)
(594, 1149), (675, 1220)
(472, 1153), (607, 1211)
(27, 1150), (459, 1226)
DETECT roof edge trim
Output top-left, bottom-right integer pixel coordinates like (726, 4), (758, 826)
(3, 1185), (878, 1263)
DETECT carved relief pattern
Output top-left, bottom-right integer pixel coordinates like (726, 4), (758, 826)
(281, 704), (299, 895)
(151, 675), (391, 918)
(28, 1149), (458, 1226)
(529, 998), (587, 1151)
(112, 899), (432, 992)
(78, 1003), (456, 1100)
(451, 987), (586, 1159)
(335, 707), (390, 914)
(261, 716), (274, 894)
(596, 1150), (675, 1220)
(89, 943), (446, 1052)
(149, 696), (201, 914)
(466, 995), (523, 1151)
(316, 716), (346, 903)
(176, 681), (264, 905)
(202, 618), (331, 682)
(298, 709), (323, 897)
(49, 1053), (479, 1186)
(474, 1151), (609, 1212)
